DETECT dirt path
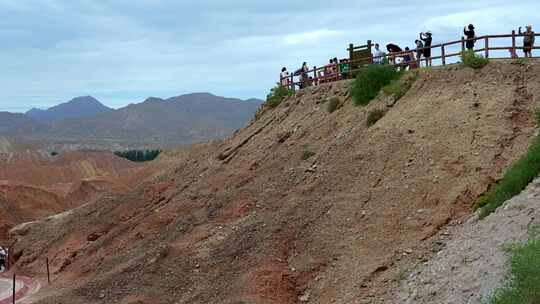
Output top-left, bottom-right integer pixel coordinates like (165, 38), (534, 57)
(0, 275), (37, 304)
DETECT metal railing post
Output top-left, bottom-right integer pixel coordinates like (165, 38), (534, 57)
(349, 43), (354, 61)
(367, 40), (373, 63)
(485, 37), (489, 58)
(46, 257), (51, 285)
(12, 273), (15, 304)
(461, 36), (465, 52)
(512, 30), (516, 56)
(441, 45), (446, 65)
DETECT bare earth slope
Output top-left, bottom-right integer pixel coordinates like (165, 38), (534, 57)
(10, 61), (540, 304)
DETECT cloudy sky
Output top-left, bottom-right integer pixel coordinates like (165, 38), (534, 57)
(0, 0), (538, 112)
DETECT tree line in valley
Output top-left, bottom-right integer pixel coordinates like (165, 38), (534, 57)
(114, 149), (161, 162)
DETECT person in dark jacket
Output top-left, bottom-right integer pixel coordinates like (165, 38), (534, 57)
(402, 47), (416, 70)
(464, 24), (476, 50)
(420, 32), (433, 66)
(519, 25), (535, 58)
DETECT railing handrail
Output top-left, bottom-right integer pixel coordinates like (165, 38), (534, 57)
(280, 31), (540, 89)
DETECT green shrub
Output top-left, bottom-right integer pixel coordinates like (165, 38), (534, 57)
(382, 71), (418, 104)
(265, 84), (293, 109)
(535, 108), (540, 124)
(351, 64), (402, 106)
(461, 50), (489, 69)
(366, 109), (386, 127)
(382, 80), (403, 98)
(488, 228), (540, 304)
(476, 110), (540, 217)
(327, 97), (341, 113)
(477, 135), (540, 217)
(515, 57), (526, 65)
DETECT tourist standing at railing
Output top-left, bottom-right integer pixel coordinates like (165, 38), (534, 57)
(373, 43), (385, 64)
(519, 25), (535, 58)
(420, 32), (432, 66)
(339, 59), (350, 79)
(415, 40), (424, 66)
(386, 43), (402, 65)
(332, 58), (339, 81)
(323, 59), (333, 83)
(280, 67), (290, 87)
(464, 24), (476, 50)
(294, 62), (310, 89)
(402, 47), (416, 70)
(323, 59), (338, 83)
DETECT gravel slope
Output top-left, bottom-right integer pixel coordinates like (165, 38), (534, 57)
(396, 177), (540, 304)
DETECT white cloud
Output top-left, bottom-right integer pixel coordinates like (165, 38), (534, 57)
(423, 6), (531, 33)
(1, 0), (540, 112)
(283, 29), (345, 46)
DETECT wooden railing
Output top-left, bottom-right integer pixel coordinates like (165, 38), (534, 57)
(280, 31), (540, 90)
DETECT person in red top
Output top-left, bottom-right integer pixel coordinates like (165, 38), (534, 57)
(324, 59), (336, 83)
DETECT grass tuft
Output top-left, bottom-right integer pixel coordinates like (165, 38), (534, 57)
(366, 109), (386, 127)
(477, 135), (540, 217)
(488, 227), (540, 304)
(382, 71), (417, 102)
(475, 109), (540, 218)
(352, 65), (403, 106)
(461, 50), (489, 69)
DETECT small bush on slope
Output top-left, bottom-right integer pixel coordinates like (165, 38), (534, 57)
(461, 50), (489, 69)
(352, 65), (402, 106)
(382, 71), (418, 102)
(476, 109), (540, 218)
(488, 227), (540, 304)
(366, 109), (386, 127)
(266, 85), (293, 109)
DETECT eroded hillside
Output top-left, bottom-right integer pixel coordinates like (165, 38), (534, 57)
(10, 61), (540, 304)
(0, 150), (162, 241)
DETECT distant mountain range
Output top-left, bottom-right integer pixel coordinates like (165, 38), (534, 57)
(0, 93), (264, 148)
(26, 96), (113, 124)
(0, 112), (48, 135)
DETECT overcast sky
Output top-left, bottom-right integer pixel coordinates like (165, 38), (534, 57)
(0, 0), (538, 112)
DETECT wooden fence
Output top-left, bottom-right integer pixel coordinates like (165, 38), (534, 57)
(280, 31), (540, 90)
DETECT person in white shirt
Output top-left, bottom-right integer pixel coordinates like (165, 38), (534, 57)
(372, 43), (385, 64)
(280, 67), (290, 87)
